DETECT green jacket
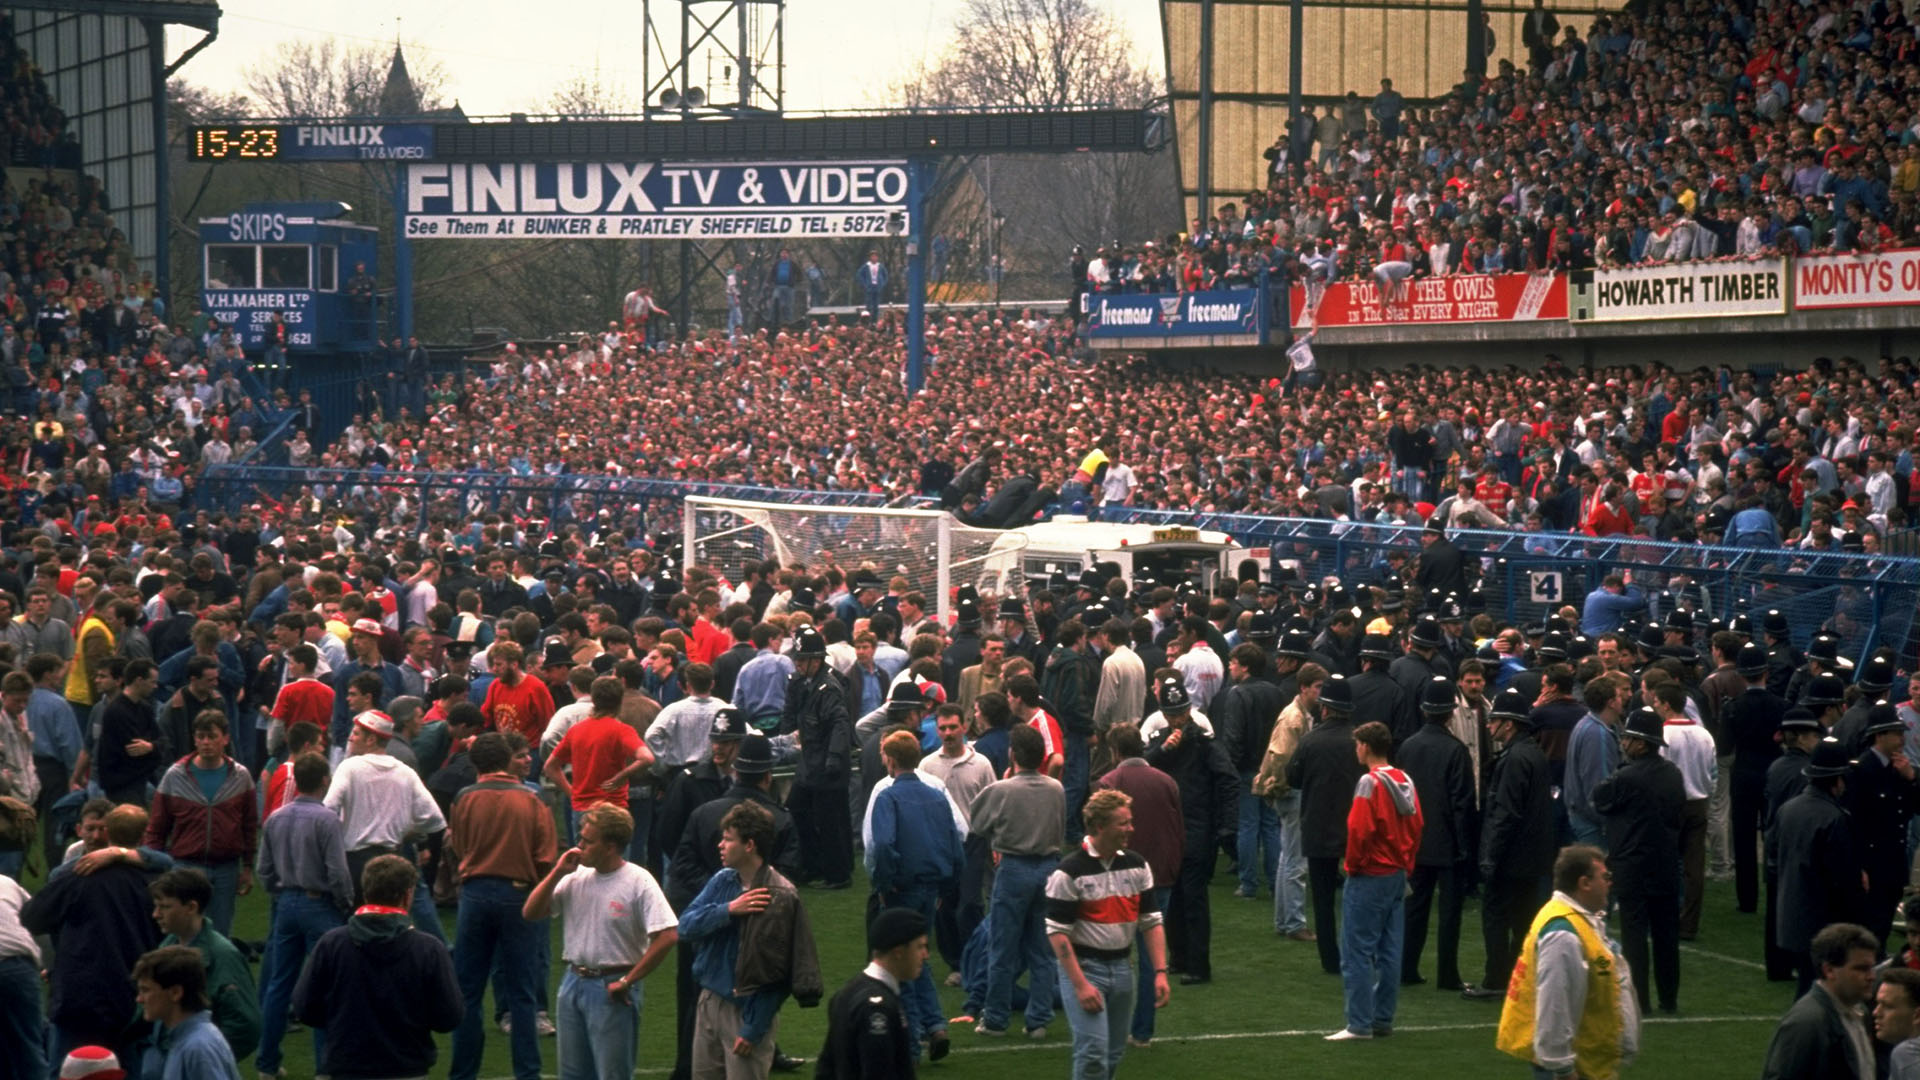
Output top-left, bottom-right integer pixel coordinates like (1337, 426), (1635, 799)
(159, 925), (261, 1060)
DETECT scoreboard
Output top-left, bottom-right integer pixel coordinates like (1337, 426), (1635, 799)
(188, 123), (435, 162)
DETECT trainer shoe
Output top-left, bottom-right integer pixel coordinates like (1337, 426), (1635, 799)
(1324, 1029), (1372, 1041)
(1126, 1037), (1152, 1048)
(536, 1010), (556, 1037)
(1026, 1026), (1048, 1040)
(497, 1014), (512, 1035)
(974, 1023), (1007, 1037)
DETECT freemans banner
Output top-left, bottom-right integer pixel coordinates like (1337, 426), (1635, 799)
(1794, 249), (1920, 310)
(1289, 272), (1565, 328)
(403, 161), (911, 239)
(1084, 287), (1271, 347)
(1581, 258), (1789, 321)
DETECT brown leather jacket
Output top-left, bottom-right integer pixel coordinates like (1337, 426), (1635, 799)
(734, 863), (824, 1008)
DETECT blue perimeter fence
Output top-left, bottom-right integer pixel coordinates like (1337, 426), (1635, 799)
(194, 466), (1920, 665)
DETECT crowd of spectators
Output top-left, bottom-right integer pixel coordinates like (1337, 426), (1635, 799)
(1078, 0), (1920, 297)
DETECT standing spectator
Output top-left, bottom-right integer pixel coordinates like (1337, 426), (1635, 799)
(546, 675), (653, 838)
(664, 733), (803, 1080)
(1096, 722), (1183, 1049)
(1464, 687), (1554, 1000)
(1286, 674), (1364, 975)
(131, 945), (243, 1080)
(1044, 787), (1170, 1079)
(23, 655), (80, 866)
(784, 626), (853, 889)
(1398, 677), (1475, 991)
(1494, 846), (1639, 1079)
(482, 641), (558, 763)
(522, 804), (680, 1080)
(1520, 0), (1560, 72)
(143, 711), (257, 936)
(1592, 708), (1686, 1016)
(447, 731), (559, 1080)
(1141, 674), (1236, 986)
(857, 252), (888, 321)
(1256, 661), (1325, 942)
(0, 823), (45, 1080)
(1371, 78), (1405, 139)
(1760, 921), (1878, 1080)
(766, 249), (798, 326)
(921, 703), (996, 968)
(1327, 721), (1423, 1042)
(1215, 642), (1284, 900)
(817, 908), (925, 1080)
(292, 854), (464, 1080)
(330, 619), (406, 755)
(254, 751), (354, 1080)
(1653, 682), (1715, 940)
(1723, 643), (1787, 920)
(21, 804), (163, 1067)
(677, 800), (822, 1080)
(323, 708), (446, 926)
(1564, 673), (1629, 848)
(868, 730), (964, 1059)
(1090, 620), (1146, 775)
(145, 868), (260, 1061)
(967, 723), (1065, 1038)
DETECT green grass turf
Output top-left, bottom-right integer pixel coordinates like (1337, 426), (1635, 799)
(45, 856), (1799, 1079)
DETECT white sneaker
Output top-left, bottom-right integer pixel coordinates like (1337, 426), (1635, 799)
(1324, 1029), (1373, 1041)
(536, 1010), (556, 1037)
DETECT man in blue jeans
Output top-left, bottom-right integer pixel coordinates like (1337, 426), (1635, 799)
(1046, 788), (1170, 1080)
(253, 752), (355, 1078)
(966, 724), (1064, 1037)
(1328, 720), (1424, 1042)
(521, 804), (680, 1080)
(868, 730), (965, 1061)
(447, 732), (559, 1080)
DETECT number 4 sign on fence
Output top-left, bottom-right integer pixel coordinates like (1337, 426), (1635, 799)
(1529, 571), (1563, 604)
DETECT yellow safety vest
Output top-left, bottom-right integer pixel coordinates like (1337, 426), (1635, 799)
(64, 616), (116, 705)
(1496, 896), (1630, 1080)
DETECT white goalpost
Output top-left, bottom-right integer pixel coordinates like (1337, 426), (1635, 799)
(683, 496), (1019, 623)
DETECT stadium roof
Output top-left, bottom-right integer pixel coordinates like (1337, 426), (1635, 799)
(6, 0), (220, 31)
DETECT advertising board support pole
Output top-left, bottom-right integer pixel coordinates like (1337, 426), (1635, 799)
(905, 157), (933, 396)
(1196, 0), (1214, 222)
(393, 165), (414, 344)
(148, 21), (171, 313)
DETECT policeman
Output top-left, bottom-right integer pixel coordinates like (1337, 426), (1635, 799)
(817, 907), (924, 1080)
(1830, 654), (1896, 754)
(1398, 676), (1476, 990)
(1760, 610), (1799, 699)
(1760, 707), (1822, 980)
(1844, 704), (1920, 946)
(1463, 686), (1555, 1001)
(1722, 641), (1787, 917)
(1591, 706), (1686, 1014)
(1352, 634), (1412, 746)
(785, 626), (854, 889)
(1771, 738), (1867, 996)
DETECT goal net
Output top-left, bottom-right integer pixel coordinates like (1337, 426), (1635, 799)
(682, 496), (1017, 623)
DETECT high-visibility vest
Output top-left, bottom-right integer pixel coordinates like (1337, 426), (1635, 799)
(64, 616), (116, 705)
(1496, 896), (1634, 1080)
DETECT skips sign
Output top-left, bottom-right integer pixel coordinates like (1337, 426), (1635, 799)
(402, 161), (911, 239)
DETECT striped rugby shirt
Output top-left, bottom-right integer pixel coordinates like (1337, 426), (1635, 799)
(1044, 838), (1163, 960)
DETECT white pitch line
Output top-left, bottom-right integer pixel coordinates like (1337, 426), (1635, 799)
(480, 1014), (1779, 1077)
(1680, 942), (1771, 972)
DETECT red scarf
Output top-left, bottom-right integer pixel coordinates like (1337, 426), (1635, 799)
(355, 904), (410, 917)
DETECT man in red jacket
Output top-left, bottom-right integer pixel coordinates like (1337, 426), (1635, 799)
(1327, 720), (1423, 1043)
(143, 710), (259, 937)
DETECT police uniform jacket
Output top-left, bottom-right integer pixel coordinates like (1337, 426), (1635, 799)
(1284, 716), (1366, 860)
(1591, 752), (1685, 896)
(786, 666), (851, 788)
(1845, 748), (1920, 892)
(817, 969), (915, 1080)
(1397, 720), (1476, 866)
(1769, 785), (1865, 954)
(1480, 732), (1555, 881)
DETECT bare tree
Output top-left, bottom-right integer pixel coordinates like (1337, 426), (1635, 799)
(243, 39), (447, 118)
(544, 67), (638, 117)
(889, 0), (1176, 301)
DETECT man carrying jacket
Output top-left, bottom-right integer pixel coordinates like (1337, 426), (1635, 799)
(1398, 677), (1476, 991)
(143, 711), (257, 937)
(1464, 686), (1555, 1001)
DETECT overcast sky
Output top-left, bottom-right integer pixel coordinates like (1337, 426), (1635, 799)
(168, 0), (1167, 116)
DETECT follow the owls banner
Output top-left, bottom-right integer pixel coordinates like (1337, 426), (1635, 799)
(403, 161), (911, 239)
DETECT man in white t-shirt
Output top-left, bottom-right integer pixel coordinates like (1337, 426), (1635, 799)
(1100, 460), (1138, 506)
(523, 803), (680, 1080)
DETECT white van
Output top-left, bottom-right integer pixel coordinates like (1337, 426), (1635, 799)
(970, 516), (1252, 599)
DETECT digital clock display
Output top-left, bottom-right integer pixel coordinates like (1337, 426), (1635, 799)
(190, 126), (282, 160)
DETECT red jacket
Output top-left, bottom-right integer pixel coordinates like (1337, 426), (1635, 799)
(1344, 765), (1423, 877)
(144, 755), (260, 865)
